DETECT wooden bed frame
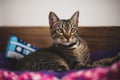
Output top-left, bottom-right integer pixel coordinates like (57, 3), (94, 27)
(0, 26), (120, 53)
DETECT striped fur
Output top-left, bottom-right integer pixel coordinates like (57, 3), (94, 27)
(49, 11), (90, 69)
(15, 49), (69, 72)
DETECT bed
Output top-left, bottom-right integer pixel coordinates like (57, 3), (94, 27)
(0, 26), (120, 80)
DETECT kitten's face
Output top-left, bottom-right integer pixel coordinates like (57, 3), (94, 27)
(49, 11), (79, 46)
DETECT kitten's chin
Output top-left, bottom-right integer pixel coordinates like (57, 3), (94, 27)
(61, 42), (71, 46)
(56, 41), (79, 50)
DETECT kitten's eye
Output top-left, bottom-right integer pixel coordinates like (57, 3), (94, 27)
(71, 28), (76, 33)
(56, 29), (63, 34)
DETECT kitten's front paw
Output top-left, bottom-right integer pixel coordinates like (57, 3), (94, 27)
(55, 66), (70, 72)
(55, 68), (66, 72)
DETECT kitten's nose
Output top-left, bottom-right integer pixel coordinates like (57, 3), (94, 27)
(64, 33), (71, 42)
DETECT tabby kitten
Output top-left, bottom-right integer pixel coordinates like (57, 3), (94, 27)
(15, 11), (90, 72)
(48, 11), (120, 69)
(49, 11), (90, 69)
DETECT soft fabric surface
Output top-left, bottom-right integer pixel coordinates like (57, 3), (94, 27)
(0, 60), (120, 80)
(0, 48), (120, 80)
(90, 48), (120, 61)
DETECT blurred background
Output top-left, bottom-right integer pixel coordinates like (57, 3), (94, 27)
(0, 0), (120, 26)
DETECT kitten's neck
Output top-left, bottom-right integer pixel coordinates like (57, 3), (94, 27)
(54, 39), (80, 50)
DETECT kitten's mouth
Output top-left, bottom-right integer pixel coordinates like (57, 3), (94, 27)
(58, 41), (79, 50)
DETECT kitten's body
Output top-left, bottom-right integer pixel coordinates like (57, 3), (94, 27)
(15, 48), (69, 72)
(49, 11), (90, 69)
(51, 37), (90, 69)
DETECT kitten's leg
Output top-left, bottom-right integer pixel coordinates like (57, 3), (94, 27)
(86, 52), (120, 68)
(74, 52), (120, 69)
(73, 60), (91, 69)
(54, 66), (69, 72)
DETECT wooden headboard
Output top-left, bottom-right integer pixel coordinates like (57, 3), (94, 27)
(0, 26), (120, 53)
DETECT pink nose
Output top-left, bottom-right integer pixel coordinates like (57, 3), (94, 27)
(64, 34), (71, 42)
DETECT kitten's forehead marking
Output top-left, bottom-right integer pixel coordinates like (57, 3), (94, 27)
(60, 20), (72, 30)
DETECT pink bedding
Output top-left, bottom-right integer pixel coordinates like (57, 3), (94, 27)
(0, 61), (120, 80)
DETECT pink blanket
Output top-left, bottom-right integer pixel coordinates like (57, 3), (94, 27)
(0, 61), (120, 80)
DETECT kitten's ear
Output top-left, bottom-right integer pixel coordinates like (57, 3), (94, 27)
(49, 11), (60, 27)
(70, 11), (79, 25)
